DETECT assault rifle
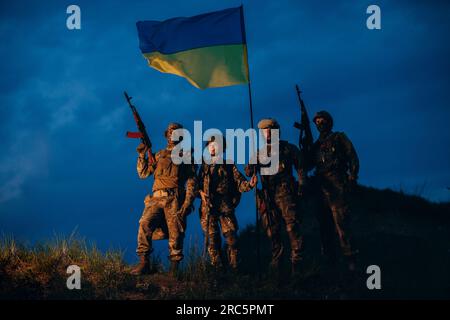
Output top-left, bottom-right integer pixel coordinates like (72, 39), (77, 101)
(124, 91), (155, 165)
(293, 85), (313, 160)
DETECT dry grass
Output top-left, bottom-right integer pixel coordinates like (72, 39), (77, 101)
(1, 186), (449, 300)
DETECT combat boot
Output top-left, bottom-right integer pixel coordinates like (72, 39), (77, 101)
(131, 256), (151, 275)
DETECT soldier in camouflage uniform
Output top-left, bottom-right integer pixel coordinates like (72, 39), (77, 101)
(131, 123), (197, 276)
(245, 118), (305, 274)
(198, 135), (257, 270)
(309, 111), (359, 271)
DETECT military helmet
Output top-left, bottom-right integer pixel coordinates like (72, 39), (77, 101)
(257, 118), (280, 129)
(205, 134), (226, 150)
(313, 111), (333, 127)
(164, 122), (183, 138)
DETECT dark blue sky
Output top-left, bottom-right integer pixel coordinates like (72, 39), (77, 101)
(1, 0), (449, 261)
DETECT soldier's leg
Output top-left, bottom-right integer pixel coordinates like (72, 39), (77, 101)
(200, 207), (222, 266)
(276, 195), (304, 266)
(164, 195), (185, 263)
(136, 198), (163, 257)
(316, 190), (339, 262)
(133, 197), (163, 275)
(329, 194), (353, 259)
(267, 214), (283, 269)
(219, 210), (239, 269)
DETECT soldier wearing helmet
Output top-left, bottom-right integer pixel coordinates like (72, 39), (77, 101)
(131, 122), (197, 277)
(310, 110), (359, 272)
(198, 134), (257, 270)
(245, 118), (305, 276)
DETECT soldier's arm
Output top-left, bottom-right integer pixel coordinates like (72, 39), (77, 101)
(196, 164), (205, 198)
(232, 164), (253, 193)
(244, 152), (259, 177)
(183, 152), (198, 207)
(184, 166), (197, 206)
(137, 153), (156, 179)
(340, 133), (359, 180)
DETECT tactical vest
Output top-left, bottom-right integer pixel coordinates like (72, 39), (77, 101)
(260, 140), (296, 188)
(152, 149), (180, 191)
(201, 163), (241, 209)
(313, 132), (348, 175)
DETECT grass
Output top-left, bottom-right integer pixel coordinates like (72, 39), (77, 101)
(0, 232), (358, 300)
(1, 185), (449, 300)
(0, 235), (136, 299)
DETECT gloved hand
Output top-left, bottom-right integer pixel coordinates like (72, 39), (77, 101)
(249, 174), (258, 188)
(136, 143), (148, 156)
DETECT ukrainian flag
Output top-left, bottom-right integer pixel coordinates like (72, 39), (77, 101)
(136, 6), (249, 89)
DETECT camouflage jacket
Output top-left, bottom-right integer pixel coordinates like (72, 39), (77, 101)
(309, 131), (359, 179)
(198, 160), (252, 205)
(137, 145), (197, 205)
(245, 140), (304, 193)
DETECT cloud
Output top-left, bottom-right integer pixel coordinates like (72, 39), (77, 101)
(0, 133), (48, 203)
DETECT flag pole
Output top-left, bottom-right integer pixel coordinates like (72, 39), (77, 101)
(240, 5), (261, 277)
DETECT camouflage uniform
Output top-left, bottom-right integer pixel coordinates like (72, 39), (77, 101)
(135, 123), (197, 264)
(198, 159), (253, 269)
(309, 111), (359, 263)
(245, 119), (305, 269)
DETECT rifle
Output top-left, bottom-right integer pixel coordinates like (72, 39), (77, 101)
(250, 159), (275, 240)
(124, 91), (156, 165)
(259, 175), (275, 239)
(293, 85), (313, 159)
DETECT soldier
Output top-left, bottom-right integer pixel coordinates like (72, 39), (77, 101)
(245, 118), (305, 275)
(198, 135), (257, 270)
(131, 123), (197, 276)
(309, 111), (359, 271)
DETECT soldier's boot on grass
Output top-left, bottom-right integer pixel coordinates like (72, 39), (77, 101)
(131, 256), (151, 275)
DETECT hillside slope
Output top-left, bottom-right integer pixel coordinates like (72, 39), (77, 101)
(1, 186), (449, 299)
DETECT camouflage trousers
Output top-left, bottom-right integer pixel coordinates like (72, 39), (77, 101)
(136, 193), (185, 261)
(315, 174), (355, 260)
(200, 201), (239, 268)
(260, 188), (304, 266)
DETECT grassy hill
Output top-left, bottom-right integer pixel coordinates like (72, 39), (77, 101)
(1, 185), (449, 300)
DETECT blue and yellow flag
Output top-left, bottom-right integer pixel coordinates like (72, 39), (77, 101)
(136, 6), (249, 89)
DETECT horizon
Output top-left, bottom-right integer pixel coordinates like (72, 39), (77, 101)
(1, 0), (450, 262)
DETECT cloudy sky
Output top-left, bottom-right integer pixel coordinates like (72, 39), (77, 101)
(1, 0), (449, 261)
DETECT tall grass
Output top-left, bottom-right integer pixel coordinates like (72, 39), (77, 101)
(3, 185), (448, 299)
(0, 234), (135, 299)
